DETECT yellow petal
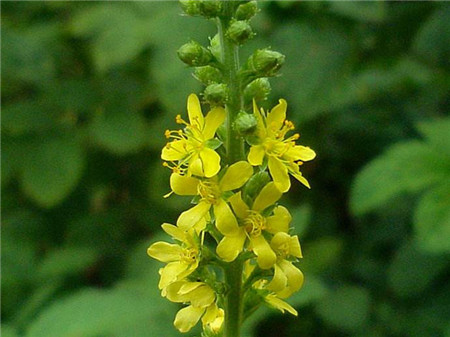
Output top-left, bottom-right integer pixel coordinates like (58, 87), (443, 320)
(147, 242), (182, 262)
(174, 305), (204, 333)
(229, 192), (250, 219)
(216, 230), (247, 262)
(202, 303), (223, 330)
(268, 156), (290, 192)
(158, 262), (189, 289)
(285, 145), (316, 161)
(170, 173), (199, 195)
(187, 94), (205, 130)
(203, 107), (226, 139)
(177, 202), (211, 231)
(277, 260), (304, 298)
(252, 182), (282, 212)
(161, 223), (185, 242)
(200, 148), (221, 178)
(267, 263), (288, 292)
(248, 145), (265, 166)
(266, 206), (291, 234)
(251, 235), (277, 269)
(291, 171), (311, 189)
(161, 140), (187, 161)
(165, 281), (185, 302)
(219, 161), (253, 191)
(214, 200), (239, 235)
(189, 284), (216, 308)
(289, 235), (302, 258)
(265, 294), (298, 316)
(189, 155), (204, 177)
(266, 99), (287, 135)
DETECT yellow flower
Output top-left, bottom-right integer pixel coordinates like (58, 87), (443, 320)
(165, 281), (224, 333)
(147, 223), (200, 292)
(216, 182), (292, 269)
(162, 94), (226, 178)
(248, 99), (316, 192)
(264, 293), (298, 316)
(169, 161), (254, 232)
(267, 232), (304, 298)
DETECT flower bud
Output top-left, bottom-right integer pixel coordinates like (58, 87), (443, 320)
(194, 66), (223, 85)
(244, 78), (271, 103)
(203, 83), (228, 106)
(234, 111), (257, 135)
(247, 49), (285, 77)
(177, 40), (213, 67)
(243, 171), (270, 205)
(235, 1), (258, 20)
(226, 20), (254, 45)
(179, 0), (201, 16)
(209, 34), (221, 60)
(198, 0), (222, 18)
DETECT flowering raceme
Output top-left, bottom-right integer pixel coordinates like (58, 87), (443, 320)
(148, 92), (315, 334)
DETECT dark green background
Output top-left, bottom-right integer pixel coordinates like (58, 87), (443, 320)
(2, 2), (450, 337)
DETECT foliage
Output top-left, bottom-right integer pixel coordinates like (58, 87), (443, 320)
(2, 1), (449, 337)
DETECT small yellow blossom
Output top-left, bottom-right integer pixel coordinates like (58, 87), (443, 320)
(216, 182), (292, 268)
(267, 232), (304, 298)
(162, 94), (226, 178)
(169, 161), (254, 232)
(248, 99), (316, 192)
(165, 281), (224, 333)
(147, 224), (201, 292)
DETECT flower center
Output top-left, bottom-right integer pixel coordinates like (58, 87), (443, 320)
(181, 247), (198, 265)
(244, 211), (266, 237)
(197, 179), (221, 204)
(274, 241), (290, 258)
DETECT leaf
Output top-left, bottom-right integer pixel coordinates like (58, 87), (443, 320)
(25, 287), (178, 337)
(413, 6), (450, 67)
(329, 2), (387, 23)
(21, 135), (85, 208)
(37, 247), (99, 281)
(417, 117), (450, 157)
(387, 241), (449, 298)
(90, 110), (148, 155)
(315, 286), (371, 332)
(69, 4), (151, 72)
(350, 141), (450, 215)
(271, 23), (351, 122)
(414, 182), (450, 254)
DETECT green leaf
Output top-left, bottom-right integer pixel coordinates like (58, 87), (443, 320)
(21, 135), (85, 208)
(350, 141), (450, 215)
(329, 2), (386, 23)
(25, 287), (178, 337)
(69, 4), (151, 72)
(417, 117), (450, 157)
(37, 247), (99, 281)
(90, 110), (148, 155)
(413, 7), (450, 67)
(315, 286), (371, 332)
(387, 241), (449, 298)
(414, 182), (450, 254)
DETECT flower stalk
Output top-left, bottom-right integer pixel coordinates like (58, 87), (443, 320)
(148, 2), (316, 336)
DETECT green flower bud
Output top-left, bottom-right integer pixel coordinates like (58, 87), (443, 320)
(198, 0), (222, 18)
(234, 111), (257, 135)
(235, 1), (258, 20)
(247, 48), (285, 77)
(209, 34), (221, 60)
(203, 83), (228, 106)
(194, 66), (223, 85)
(244, 78), (271, 103)
(226, 20), (254, 45)
(177, 40), (213, 67)
(242, 171), (270, 205)
(179, 0), (201, 16)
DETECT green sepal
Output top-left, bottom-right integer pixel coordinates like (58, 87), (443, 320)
(242, 171), (270, 206)
(191, 195), (201, 204)
(205, 138), (223, 150)
(235, 1), (258, 21)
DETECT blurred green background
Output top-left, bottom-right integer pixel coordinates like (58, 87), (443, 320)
(2, 2), (450, 337)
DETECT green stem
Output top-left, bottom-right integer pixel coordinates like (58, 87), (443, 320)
(218, 3), (244, 164)
(217, 2), (245, 337)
